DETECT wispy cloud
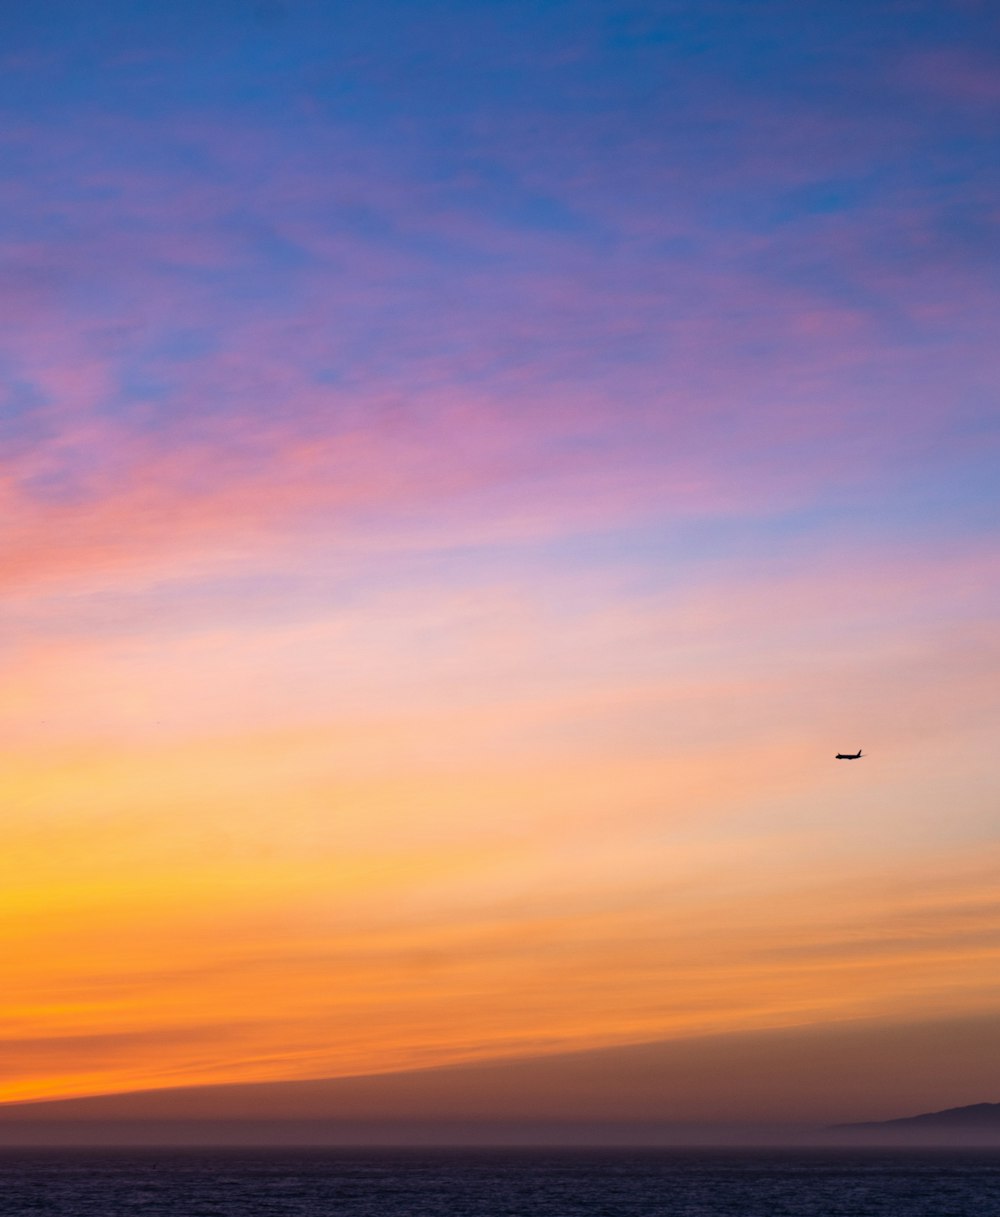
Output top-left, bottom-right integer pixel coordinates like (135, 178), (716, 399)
(0, 0), (997, 1112)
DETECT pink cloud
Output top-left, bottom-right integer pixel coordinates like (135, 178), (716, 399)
(0, 104), (993, 602)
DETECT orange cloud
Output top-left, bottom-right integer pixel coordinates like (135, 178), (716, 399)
(0, 545), (997, 1104)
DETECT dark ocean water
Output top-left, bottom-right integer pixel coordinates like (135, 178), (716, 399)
(0, 1149), (997, 1217)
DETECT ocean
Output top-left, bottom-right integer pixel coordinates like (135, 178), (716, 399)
(0, 1148), (997, 1216)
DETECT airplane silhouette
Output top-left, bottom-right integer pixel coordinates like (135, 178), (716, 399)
(835, 749), (863, 760)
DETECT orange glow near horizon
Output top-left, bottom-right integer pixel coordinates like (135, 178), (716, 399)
(1, 539), (998, 1108)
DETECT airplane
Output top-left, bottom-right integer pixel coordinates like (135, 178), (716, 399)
(835, 749), (863, 760)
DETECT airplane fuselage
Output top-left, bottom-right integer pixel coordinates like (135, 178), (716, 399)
(835, 750), (862, 760)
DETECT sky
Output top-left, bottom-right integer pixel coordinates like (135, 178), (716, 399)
(0, 0), (998, 1127)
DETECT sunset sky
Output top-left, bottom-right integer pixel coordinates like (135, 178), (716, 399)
(1, 0), (998, 1125)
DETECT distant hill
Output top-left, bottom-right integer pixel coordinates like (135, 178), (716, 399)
(836, 1102), (1000, 1132)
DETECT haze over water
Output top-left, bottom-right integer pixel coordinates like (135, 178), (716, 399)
(0, 0), (998, 1141)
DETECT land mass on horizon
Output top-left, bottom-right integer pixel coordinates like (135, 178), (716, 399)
(835, 1102), (1000, 1131)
